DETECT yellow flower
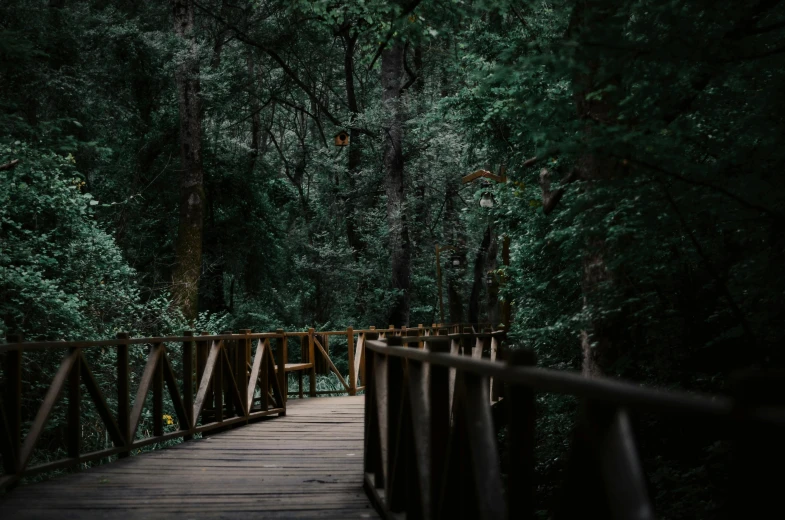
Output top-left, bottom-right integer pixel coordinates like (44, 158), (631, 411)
(163, 414), (174, 426)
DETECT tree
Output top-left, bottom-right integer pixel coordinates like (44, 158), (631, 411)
(382, 40), (411, 327)
(171, 0), (206, 322)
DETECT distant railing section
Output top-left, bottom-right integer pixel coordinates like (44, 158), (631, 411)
(0, 323), (489, 491)
(363, 334), (785, 519)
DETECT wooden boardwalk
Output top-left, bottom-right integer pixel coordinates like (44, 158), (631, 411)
(0, 396), (377, 519)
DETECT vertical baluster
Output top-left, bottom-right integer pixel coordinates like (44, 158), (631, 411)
(275, 329), (287, 410)
(730, 372), (785, 519)
(182, 331), (194, 439)
(238, 329), (250, 417)
(363, 333), (383, 495)
(4, 335), (22, 476)
(308, 328), (316, 397)
(214, 339), (224, 424)
(386, 336), (407, 513)
(259, 339), (269, 411)
(506, 350), (536, 520)
(429, 338), (450, 519)
(221, 331), (233, 417)
(115, 332), (130, 458)
(153, 344), (164, 437)
(67, 347), (81, 458)
(347, 327), (356, 396)
(403, 337), (425, 519)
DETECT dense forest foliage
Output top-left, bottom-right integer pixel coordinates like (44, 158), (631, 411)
(2, 0), (785, 516)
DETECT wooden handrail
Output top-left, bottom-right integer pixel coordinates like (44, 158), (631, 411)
(0, 332), (287, 491)
(363, 336), (785, 519)
(0, 323), (500, 492)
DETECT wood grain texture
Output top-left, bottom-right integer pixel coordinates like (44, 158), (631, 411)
(0, 397), (377, 519)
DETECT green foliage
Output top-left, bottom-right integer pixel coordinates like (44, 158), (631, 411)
(3, 0), (785, 515)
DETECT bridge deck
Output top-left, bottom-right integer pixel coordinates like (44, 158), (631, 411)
(0, 396), (377, 519)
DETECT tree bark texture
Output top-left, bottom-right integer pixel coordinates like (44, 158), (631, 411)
(382, 42), (411, 327)
(468, 226), (497, 325)
(443, 175), (464, 323)
(172, 0), (205, 322)
(569, 1), (624, 376)
(343, 33), (365, 261)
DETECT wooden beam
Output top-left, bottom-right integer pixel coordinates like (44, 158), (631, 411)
(19, 349), (79, 472)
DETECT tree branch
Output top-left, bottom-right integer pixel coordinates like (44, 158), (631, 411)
(539, 167), (578, 215)
(367, 0), (424, 69)
(0, 159), (20, 171)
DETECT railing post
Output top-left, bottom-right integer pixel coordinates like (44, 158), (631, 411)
(116, 332), (130, 457)
(238, 329), (251, 417)
(182, 331), (194, 439)
(347, 327), (356, 396)
(506, 349), (537, 520)
(308, 328), (316, 397)
(363, 332), (382, 492)
(386, 335), (407, 513)
(429, 338), (450, 518)
(221, 331), (233, 418)
(730, 371), (785, 519)
(276, 329), (287, 409)
(214, 335), (225, 424)
(259, 339), (269, 411)
(197, 331), (211, 424)
(4, 334), (22, 474)
(67, 347), (81, 458)
(153, 343), (164, 436)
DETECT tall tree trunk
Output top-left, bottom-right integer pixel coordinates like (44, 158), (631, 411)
(443, 175), (464, 323)
(569, 1), (623, 376)
(382, 42), (411, 327)
(247, 52), (263, 175)
(343, 33), (365, 261)
(171, 0), (205, 322)
(210, 0), (231, 68)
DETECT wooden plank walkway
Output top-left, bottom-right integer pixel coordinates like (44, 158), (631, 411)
(0, 396), (378, 519)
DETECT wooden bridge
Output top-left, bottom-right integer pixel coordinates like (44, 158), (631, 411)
(1, 326), (784, 519)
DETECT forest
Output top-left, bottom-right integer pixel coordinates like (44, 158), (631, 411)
(2, 0), (785, 517)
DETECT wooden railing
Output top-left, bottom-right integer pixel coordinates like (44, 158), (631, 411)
(0, 331), (290, 490)
(363, 334), (785, 519)
(0, 323), (488, 491)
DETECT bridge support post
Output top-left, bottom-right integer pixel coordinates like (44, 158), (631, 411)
(347, 327), (356, 396)
(308, 328), (316, 397)
(506, 349), (536, 520)
(182, 332), (194, 439)
(276, 329), (287, 411)
(116, 332), (130, 458)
